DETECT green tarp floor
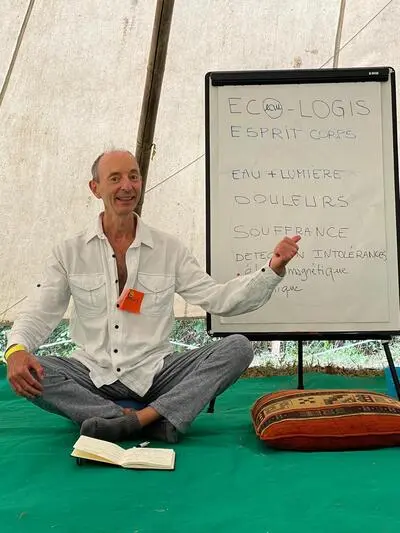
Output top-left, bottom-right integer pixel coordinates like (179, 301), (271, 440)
(1, 365), (400, 533)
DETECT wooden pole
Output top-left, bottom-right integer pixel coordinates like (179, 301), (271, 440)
(333, 0), (346, 68)
(135, 0), (175, 216)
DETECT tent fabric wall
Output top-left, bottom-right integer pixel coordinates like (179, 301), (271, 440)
(1, 0), (399, 322)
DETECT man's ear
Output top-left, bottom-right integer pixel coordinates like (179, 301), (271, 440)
(89, 179), (101, 199)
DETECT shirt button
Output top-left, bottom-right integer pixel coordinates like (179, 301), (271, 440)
(116, 368), (121, 372)
(261, 268), (266, 272)
(36, 284), (41, 287)
(112, 254), (116, 258)
(115, 325), (119, 329)
(114, 349), (118, 353)
(115, 279), (118, 284)
(116, 304), (120, 308)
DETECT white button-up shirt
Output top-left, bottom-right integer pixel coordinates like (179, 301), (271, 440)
(8, 214), (283, 396)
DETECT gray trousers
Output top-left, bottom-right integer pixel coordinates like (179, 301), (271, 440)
(32, 334), (253, 433)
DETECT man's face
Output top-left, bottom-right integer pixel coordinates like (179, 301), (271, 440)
(89, 151), (142, 216)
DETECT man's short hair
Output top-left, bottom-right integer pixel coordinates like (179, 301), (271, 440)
(91, 150), (136, 182)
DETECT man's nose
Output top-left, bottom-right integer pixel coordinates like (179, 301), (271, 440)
(120, 176), (134, 190)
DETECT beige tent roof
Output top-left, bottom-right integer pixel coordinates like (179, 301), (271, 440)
(1, 0), (399, 322)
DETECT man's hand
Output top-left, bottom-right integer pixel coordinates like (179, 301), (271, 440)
(269, 235), (301, 276)
(7, 351), (44, 399)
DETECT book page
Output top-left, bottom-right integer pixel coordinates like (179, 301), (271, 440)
(122, 448), (175, 469)
(73, 436), (124, 465)
(71, 449), (115, 465)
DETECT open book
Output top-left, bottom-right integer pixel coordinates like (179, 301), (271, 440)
(71, 435), (175, 470)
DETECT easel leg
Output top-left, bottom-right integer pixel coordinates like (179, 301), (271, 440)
(297, 340), (304, 390)
(382, 340), (400, 400)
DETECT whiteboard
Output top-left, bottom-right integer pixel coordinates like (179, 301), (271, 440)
(205, 67), (400, 339)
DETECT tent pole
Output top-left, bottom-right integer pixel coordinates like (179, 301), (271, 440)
(135, 0), (175, 216)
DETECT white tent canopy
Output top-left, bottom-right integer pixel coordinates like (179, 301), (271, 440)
(1, 0), (399, 322)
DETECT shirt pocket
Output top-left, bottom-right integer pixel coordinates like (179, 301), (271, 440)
(69, 274), (107, 317)
(136, 273), (175, 316)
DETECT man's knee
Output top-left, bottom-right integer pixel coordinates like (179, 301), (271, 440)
(37, 355), (83, 380)
(225, 334), (254, 368)
(35, 355), (60, 373)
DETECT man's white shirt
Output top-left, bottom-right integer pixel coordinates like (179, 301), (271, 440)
(8, 214), (283, 396)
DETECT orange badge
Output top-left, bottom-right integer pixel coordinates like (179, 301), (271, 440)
(118, 289), (144, 314)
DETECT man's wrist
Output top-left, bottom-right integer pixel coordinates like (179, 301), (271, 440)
(4, 344), (27, 362)
(268, 259), (285, 277)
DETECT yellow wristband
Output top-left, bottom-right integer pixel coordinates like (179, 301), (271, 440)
(4, 344), (27, 361)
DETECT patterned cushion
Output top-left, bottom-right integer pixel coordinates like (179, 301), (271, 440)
(251, 389), (400, 451)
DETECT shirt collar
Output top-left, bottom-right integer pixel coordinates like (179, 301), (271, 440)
(85, 212), (154, 248)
